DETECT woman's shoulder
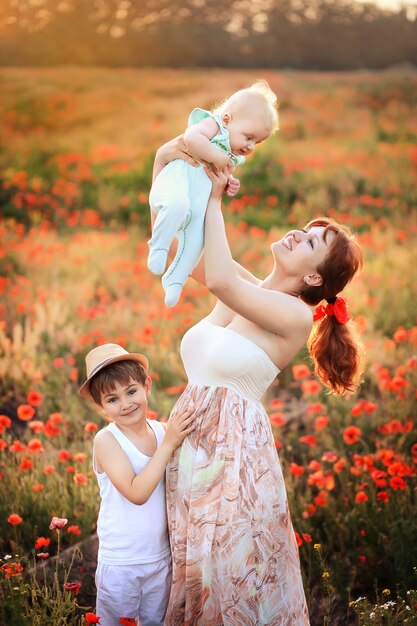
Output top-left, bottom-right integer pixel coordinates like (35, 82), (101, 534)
(283, 297), (314, 339)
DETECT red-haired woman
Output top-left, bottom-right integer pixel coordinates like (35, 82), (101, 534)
(151, 139), (364, 626)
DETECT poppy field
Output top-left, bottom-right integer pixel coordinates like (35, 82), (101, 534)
(0, 67), (417, 625)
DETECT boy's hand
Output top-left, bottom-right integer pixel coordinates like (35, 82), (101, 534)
(164, 408), (196, 451)
(225, 175), (240, 197)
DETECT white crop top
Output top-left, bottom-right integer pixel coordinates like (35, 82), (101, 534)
(180, 318), (280, 402)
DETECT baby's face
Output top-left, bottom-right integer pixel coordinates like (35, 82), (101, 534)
(224, 110), (272, 157)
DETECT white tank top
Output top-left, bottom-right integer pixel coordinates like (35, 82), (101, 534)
(93, 420), (170, 565)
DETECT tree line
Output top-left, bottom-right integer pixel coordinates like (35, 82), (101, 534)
(1, 0), (416, 69)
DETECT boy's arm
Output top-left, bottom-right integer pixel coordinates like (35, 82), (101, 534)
(184, 117), (231, 169)
(94, 410), (194, 505)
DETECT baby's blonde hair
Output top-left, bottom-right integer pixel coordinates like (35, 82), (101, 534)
(213, 80), (279, 133)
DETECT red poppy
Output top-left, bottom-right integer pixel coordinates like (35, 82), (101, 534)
(17, 404), (35, 421)
(294, 531), (303, 547)
(292, 364), (311, 380)
(49, 516), (68, 530)
(58, 449), (72, 463)
(270, 412), (285, 427)
(351, 403), (364, 417)
(85, 422), (98, 432)
(67, 525), (81, 535)
(302, 504), (317, 518)
(73, 473), (88, 485)
(8, 513), (23, 525)
(165, 384), (186, 395)
(269, 398), (284, 409)
(32, 483), (44, 492)
(49, 412), (63, 424)
(389, 476), (407, 490)
(26, 390), (43, 406)
(73, 452), (87, 463)
(301, 380), (321, 395)
(314, 491), (328, 507)
(322, 451), (338, 463)
(19, 458), (33, 471)
(64, 581), (81, 595)
(0, 415), (11, 428)
(307, 402), (325, 415)
(289, 463), (305, 477)
(314, 416), (329, 431)
(343, 425), (361, 445)
(35, 537), (50, 550)
(1, 562), (24, 578)
(355, 491), (368, 503)
(119, 619), (136, 625)
(393, 326), (408, 342)
(377, 491), (389, 502)
(44, 421), (61, 437)
(28, 420), (45, 433)
(299, 434), (318, 447)
(27, 438), (44, 453)
(85, 613), (101, 624)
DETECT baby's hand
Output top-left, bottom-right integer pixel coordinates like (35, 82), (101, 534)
(225, 175), (240, 197)
(211, 151), (232, 171)
(164, 408), (196, 451)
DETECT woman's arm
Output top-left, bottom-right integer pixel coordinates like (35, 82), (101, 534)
(203, 167), (313, 340)
(150, 137), (258, 287)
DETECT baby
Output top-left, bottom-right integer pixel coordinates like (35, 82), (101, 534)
(148, 80), (278, 307)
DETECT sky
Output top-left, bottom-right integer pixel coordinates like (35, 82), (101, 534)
(356, 0), (417, 18)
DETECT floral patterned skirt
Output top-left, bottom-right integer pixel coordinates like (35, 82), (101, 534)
(165, 384), (310, 626)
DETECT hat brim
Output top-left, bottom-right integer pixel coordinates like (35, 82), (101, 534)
(79, 353), (149, 400)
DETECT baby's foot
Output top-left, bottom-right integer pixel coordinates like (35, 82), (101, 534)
(164, 283), (183, 308)
(147, 248), (168, 275)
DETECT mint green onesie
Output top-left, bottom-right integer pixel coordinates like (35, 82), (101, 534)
(148, 108), (245, 307)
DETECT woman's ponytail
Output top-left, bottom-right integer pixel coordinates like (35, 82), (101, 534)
(299, 217), (364, 396)
(308, 314), (364, 395)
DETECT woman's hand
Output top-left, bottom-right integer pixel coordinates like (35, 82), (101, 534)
(204, 165), (229, 200)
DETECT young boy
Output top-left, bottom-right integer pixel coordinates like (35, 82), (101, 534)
(79, 342), (195, 626)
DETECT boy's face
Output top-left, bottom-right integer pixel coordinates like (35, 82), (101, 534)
(99, 377), (151, 427)
(223, 109), (272, 157)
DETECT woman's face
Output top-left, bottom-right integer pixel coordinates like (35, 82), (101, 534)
(271, 226), (335, 282)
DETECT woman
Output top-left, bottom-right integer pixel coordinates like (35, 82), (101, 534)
(151, 139), (363, 626)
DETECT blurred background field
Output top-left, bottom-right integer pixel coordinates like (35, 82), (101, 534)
(0, 66), (417, 624)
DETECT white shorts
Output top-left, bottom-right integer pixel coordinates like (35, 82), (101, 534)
(95, 554), (172, 626)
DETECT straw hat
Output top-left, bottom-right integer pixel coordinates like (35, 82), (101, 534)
(79, 343), (149, 400)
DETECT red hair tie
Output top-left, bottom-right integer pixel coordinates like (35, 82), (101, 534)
(313, 296), (350, 325)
